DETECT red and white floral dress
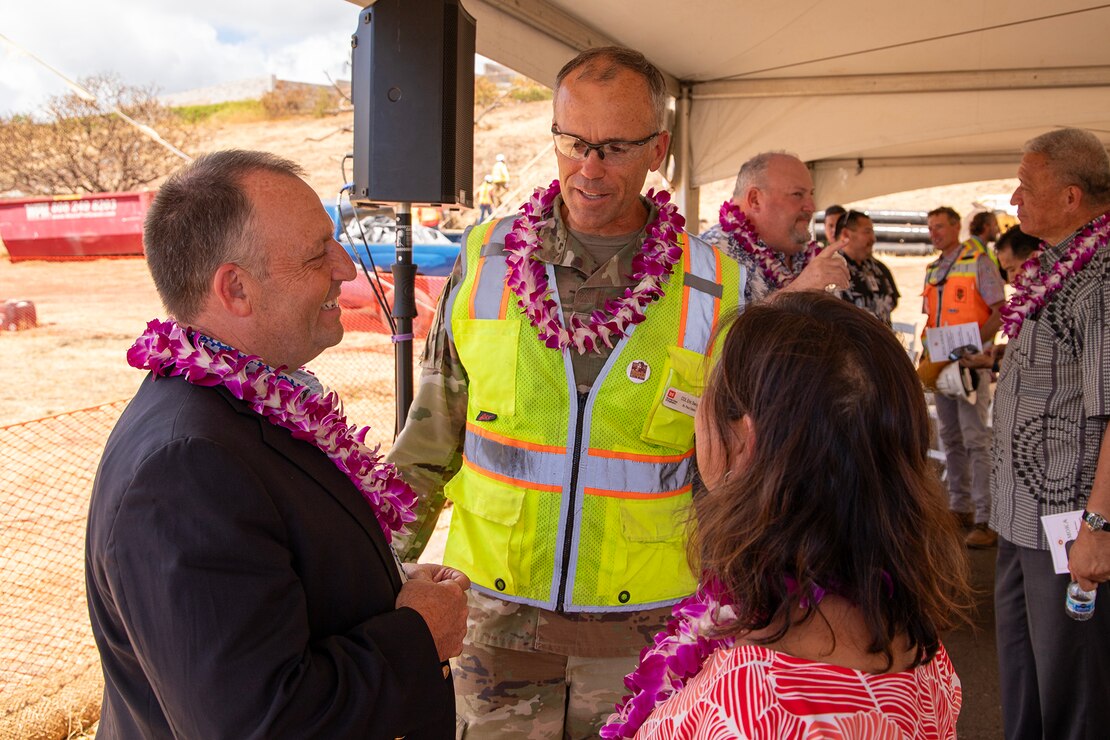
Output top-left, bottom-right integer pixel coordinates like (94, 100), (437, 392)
(635, 643), (961, 739)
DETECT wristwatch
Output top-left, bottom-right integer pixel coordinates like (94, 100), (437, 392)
(1081, 509), (1110, 533)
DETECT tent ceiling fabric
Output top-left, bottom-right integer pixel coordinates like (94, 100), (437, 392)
(347, 0), (1110, 202)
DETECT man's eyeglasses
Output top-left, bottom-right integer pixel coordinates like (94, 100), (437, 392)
(551, 125), (661, 162)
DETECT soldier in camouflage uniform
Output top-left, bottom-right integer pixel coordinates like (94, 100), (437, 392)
(388, 47), (742, 738)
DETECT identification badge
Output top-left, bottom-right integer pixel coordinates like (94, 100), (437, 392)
(661, 386), (699, 417)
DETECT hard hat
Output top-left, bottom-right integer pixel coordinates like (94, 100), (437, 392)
(484, 175), (493, 182)
(935, 361), (979, 404)
(495, 153), (505, 161)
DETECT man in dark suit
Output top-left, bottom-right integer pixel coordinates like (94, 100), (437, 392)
(86, 150), (469, 738)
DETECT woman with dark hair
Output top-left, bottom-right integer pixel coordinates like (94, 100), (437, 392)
(602, 293), (973, 739)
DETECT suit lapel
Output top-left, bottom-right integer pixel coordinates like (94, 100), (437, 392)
(218, 387), (404, 592)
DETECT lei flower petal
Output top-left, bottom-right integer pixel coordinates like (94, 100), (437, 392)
(1001, 212), (1110, 338)
(127, 319), (416, 543)
(504, 181), (684, 354)
(717, 200), (822, 289)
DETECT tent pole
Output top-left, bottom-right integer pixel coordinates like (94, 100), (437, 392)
(673, 83), (699, 232)
(392, 204), (416, 437)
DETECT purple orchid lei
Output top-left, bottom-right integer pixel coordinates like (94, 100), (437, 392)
(127, 318), (417, 543)
(599, 576), (737, 739)
(1001, 211), (1110, 338)
(503, 180), (686, 354)
(718, 199), (822, 289)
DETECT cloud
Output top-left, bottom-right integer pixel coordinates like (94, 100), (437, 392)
(0, 0), (359, 116)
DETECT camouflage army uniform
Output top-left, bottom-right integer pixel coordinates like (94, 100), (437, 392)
(700, 221), (813, 304)
(387, 194), (678, 738)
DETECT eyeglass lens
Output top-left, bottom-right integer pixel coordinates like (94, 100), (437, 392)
(552, 131), (655, 161)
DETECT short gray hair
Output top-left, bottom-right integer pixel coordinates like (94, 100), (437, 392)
(555, 47), (668, 130)
(732, 151), (801, 200)
(143, 150), (305, 322)
(1024, 128), (1110, 206)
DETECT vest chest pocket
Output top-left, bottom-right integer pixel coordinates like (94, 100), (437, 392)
(640, 346), (708, 451)
(454, 319), (519, 417)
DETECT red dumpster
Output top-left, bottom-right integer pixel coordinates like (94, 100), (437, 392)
(0, 191), (154, 262)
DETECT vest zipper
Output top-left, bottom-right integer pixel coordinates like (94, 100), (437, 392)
(556, 391), (588, 612)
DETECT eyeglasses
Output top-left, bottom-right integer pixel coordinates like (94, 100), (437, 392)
(550, 125), (661, 162)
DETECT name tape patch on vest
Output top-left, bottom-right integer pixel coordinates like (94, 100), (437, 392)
(661, 386), (699, 417)
(475, 410), (498, 422)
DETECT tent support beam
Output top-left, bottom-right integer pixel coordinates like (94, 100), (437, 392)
(693, 65), (1110, 99)
(814, 152), (1023, 169)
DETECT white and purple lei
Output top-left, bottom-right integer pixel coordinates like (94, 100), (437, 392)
(127, 318), (417, 543)
(601, 573), (842, 738)
(600, 577), (737, 739)
(504, 180), (685, 354)
(717, 199), (822, 289)
(1001, 211), (1110, 338)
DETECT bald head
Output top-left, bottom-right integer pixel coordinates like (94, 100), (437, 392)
(731, 152), (816, 254)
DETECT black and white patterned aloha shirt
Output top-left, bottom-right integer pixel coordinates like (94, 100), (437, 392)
(840, 255), (900, 326)
(990, 218), (1110, 549)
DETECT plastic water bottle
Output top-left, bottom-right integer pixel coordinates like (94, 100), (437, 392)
(1065, 581), (1096, 621)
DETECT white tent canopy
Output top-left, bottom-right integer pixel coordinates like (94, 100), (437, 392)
(347, 0), (1110, 224)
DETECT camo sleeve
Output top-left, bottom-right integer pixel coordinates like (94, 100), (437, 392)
(386, 256), (469, 561)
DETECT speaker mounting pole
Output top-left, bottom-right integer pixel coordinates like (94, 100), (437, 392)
(349, 0), (475, 437)
(392, 203), (417, 436)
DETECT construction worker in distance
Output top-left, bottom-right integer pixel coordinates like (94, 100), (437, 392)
(490, 153), (510, 206)
(921, 206), (1005, 550)
(475, 175), (495, 223)
(962, 210), (1002, 269)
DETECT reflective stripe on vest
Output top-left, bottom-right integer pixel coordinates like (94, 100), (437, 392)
(444, 216), (740, 612)
(463, 421), (696, 496)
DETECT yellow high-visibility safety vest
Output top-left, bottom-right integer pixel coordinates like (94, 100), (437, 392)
(962, 235), (1000, 269)
(442, 216), (744, 612)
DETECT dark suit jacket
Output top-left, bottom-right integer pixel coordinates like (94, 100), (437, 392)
(86, 374), (454, 738)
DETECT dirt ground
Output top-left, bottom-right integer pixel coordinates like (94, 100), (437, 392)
(0, 257), (401, 429)
(0, 259), (163, 422)
(0, 252), (934, 426)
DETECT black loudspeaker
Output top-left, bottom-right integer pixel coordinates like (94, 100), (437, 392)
(351, 0), (475, 207)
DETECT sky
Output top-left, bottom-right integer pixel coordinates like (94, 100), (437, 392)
(0, 1), (363, 116)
